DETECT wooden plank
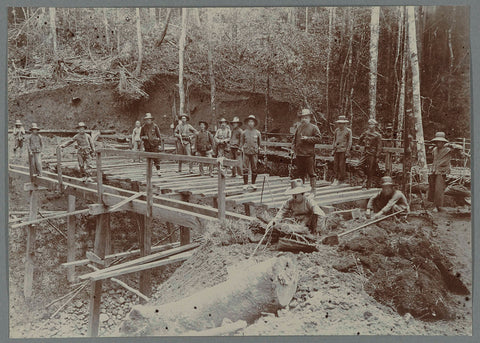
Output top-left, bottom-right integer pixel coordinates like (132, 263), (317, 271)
(217, 161), (226, 220)
(10, 208), (90, 228)
(66, 195), (76, 282)
(108, 192), (145, 212)
(56, 145), (63, 190)
(24, 189), (37, 298)
(140, 158), (153, 300)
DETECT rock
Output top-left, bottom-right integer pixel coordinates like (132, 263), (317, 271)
(289, 300), (298, 308)
(277, 309), (288, 317)
(107, 319), (115, 326)
(74, 300), (83, 308)
(363, 311), (373, 320)
(100, 313), (109, 323)
(118, 296), (126, 304)
(403, 312), (413, 324)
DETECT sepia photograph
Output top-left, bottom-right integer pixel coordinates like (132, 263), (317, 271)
(6, 5), (473, 338)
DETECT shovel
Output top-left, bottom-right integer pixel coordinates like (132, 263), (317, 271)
(322, 209), (405, 246)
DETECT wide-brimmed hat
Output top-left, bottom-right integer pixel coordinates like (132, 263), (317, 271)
(77, 122), (87, 128)
(285, 179), (312, 195)
(198, 120), (209, 128)
(15, 119), (22, 126)
(380, 176), (394, 186)
(144, 113), (154, 120)
(368, 118), (378, 125)
(298, 108), (312, 117)
(30, 123), (40, 131)
(244, 115), (258, 125)
(179, 113), (190, 121)
(231, 116), (241, 124)
(335, 115), (349, 124)
(431, 132), (448, 143)
(218, 117), (227, 123)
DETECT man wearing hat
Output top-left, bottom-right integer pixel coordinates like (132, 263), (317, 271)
(331, 115), (352, 185)
(229, 117), (243, 178)
(366, 176), (409, 219)
(214, 118), (231, 158)
(174, 113), (198, 173)
(195, 120), (214, 176)
(27, 123), (43, 176)
(131, 120), (143, 162)
(358, 118), (382, 188)
(240, 115), (261, 189)
(428, 132), (466, 212)
(271, 179), (325, 234)
(292, 108), (322, 193)
(13, 119), (26, 158)
(140, 113), (162, 176)
(60, 122), (96, 182)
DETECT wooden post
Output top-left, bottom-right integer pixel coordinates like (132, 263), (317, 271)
(385, 152), (393, 176)
(66, 194), (77, 282)
(105, 213), (111, 257)
(56, 145), (63, 191)
(139, 157), (153, 302)
(88, 151), (106, 337)
(217, 161), (226, 220)
(179, 193), (191, 246)
(24, 188), (38, 298)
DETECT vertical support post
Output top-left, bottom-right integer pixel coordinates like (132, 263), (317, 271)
(385, 151), (393, 176)
(105, 213), (111, 257)
(139, 157), (153, 302)
(88, 151), (106, 337)
(217, 161), (226, 220)
(56, 145), (63, 191)
(24, 188), (38, 298)
(66, 194), (77, 283)
(180, 193), (191, 246)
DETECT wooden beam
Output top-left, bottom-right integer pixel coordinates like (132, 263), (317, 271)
(24, 189), (38, 298)
(66, 195), (76, 282)
(140, 158), (153, 301)
(217, 161), (226, 220)
(23, 183), (48, 192)
(109, 192), (145, 212)
(56, 145), (63, 190)
(10, 208), (90, 229)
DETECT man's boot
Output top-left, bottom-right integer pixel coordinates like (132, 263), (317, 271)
(252, 173), (257, 190)
(243, 175), (249, 190)
(310, 178), (316, 195)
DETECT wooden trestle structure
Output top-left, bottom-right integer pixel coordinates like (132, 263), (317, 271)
(9, 147), (381, 337)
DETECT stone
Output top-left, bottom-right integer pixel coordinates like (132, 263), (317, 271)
(118, 296), (126, 304)
(100, 313), (109, 323)
(74, 300), (83, 308)
(403, 312), (413, 324)
(363, 311), (373, 320)
(289, 300), (298, 308)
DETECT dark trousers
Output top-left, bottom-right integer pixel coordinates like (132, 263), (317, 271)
(30, 152), (42, 176)
(333, 151), (347, 181)
(243, 153), (258, 183)
(144, 144), (160, 170)
(359, 154), (378, 188)
(428, 173), (446, 208)
(295, 155), (316, 181)
(230, 147), (242, 176)
(196, 150), (213, 175)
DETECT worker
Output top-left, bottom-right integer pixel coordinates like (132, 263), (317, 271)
(195, 120), (214, 177)
(60, 122), (96, 182)
(366, 176), (409, 219)
(27, 123), (43, 177)
(428, 132), (466, 212)
(331, 115), (352, 185)
(229, 116), (243, 178)
(13, 119), (26, 159)
(357, 118), (382, 189)
(131, 120), (143, 162)
(174, 113), (198, 174)
(140, 113), (162, 176)
(271, 179), (325, 234)
(292, 108), (322, 194)
(214, 118), (231, 158)
(240, 115), (261, 190)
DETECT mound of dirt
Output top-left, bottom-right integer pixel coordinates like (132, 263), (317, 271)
(334, 215), (470, 321)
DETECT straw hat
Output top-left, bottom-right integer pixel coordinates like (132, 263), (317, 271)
(285, 179), (312, 195)
(380, 176), (394, 186)
(198, 120), (209, 129)
(219, 117), (227, 123)
(179, 113), (190, 121)
(231, 116), (242, 124)
(431, 132), (448, 143)
(368, 118), (378, 125)
(30, 123), (40, 131)
(244, 115), (258, 125)
(144, 113), (153, 120)
(15, 119), (22, 126)
(335, 115), (349, 124)
(298, 108), (312, 117)
(77, 122), (87, 128)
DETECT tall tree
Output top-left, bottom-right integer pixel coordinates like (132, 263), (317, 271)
(154, 8), (172, 48)
(396, 7), (407, 147)
(206, 10), (217, 124)
(179, 8), (187, 115)
(368, 6), (380, 119)
(407, 6), (428, 183)
(305, 7), (309, 33)
(326, 7), (336, 122)
(134, 8), (143, 76)
(49, 7), (57, 57)
(103, 8), (110, 49)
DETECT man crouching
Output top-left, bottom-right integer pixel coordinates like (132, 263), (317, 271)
(366, 176), (409, 219)
(270, 179), (325, 234)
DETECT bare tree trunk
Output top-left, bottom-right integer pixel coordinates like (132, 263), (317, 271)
(149, 8), (156, 26)
(155, 8), (172, 48)
(369, 6), (380, 119)
(116, 8), (121, 52)
(206, 10), (216, 123)
(397, 7), (407, 147)
(305, 7), (309, 33)
(407, 6), (428, 183)
(103, 8), (110, 48)
(179, 8), (187, 115)
(49, 7), (57, 57)
(326, 7), (335, 122)
(447, 7), (455, 109)
(135, 8), (143, 77)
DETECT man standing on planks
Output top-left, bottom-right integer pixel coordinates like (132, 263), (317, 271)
(60, 122), (96, 182)
(331, 115), (352, 185)
(357, 118), (382, 189)
(292, 109), (322, 195)
(13, 119), (26, 159)
(229, 116), (243, 178)
(240, 115), (261, 190)
(195, 120), (214, 177)
(140, 113), (162, 177)
(174, 113), (198, 174)
(131, 120), (143, 162)
(214, 118), (231, 158)
(27, 123), (43, 177)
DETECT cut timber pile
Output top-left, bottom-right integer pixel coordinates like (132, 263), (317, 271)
(117, 254), (298, 336)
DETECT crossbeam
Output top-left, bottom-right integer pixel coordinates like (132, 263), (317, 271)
(10, 208), (90, 229)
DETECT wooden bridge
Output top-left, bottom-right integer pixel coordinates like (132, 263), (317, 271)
(8, 148), (379, 337)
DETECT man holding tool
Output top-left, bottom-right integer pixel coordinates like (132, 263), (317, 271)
(366, 176), (409, 219)
(174, 113), (198, 174)
(140, 113), (162, 176)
